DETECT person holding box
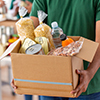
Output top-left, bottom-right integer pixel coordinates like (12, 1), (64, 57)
(11, 0), (100, 100)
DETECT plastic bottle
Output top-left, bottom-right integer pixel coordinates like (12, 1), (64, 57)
(51, 21), (63, 48)
(60, 34), (74, 47)
(1, 26), (7, 45)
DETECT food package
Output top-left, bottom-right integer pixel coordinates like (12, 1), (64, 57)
(19, 38), (36, 54)
(16, 7), (35, 43)
(34, 10), (55, 50)
(35, 37), (49, 55)
(48, 39), (84, 56)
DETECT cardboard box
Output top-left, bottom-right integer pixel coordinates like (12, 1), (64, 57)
(0, 36), (99, 98)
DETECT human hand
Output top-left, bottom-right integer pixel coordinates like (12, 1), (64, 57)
(11, 0), (20, 16)
(0, 0), (5, 7)
(11, 78), (17, 92)
(25, 1), (32, 13)
(13, 0), (21, 6)
(70, 69), (92, 97)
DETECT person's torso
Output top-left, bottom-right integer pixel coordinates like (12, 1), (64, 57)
(43, 0), (100, 95)
(45, 0), (96, 41)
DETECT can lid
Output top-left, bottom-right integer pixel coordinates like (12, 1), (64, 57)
(25, 44), (42, 55)
(60, 34), (67, 41)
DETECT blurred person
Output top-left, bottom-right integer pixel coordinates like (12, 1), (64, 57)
(9, 0), (33, 19)
(0, 0), (5, 7)
(0, 0), (7, 13)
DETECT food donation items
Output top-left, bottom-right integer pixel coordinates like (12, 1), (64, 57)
(16, 7), (83, 57)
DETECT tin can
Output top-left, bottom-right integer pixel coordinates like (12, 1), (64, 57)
(25, 44), (44, 55)
(19, 38), (36, 53)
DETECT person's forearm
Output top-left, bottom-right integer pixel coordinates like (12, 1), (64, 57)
(86, 20), (100, 79)
(30, 16), (39, 28)
(87, 43), (100, 79)
(70, 21), (100, 97)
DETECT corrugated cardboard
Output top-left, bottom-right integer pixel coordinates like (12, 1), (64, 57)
(0, 36), (99, 98)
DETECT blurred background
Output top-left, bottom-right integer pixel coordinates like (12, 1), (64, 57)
(0, 0), (38, 100)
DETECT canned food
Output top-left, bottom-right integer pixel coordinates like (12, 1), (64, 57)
(19, 38), (36, 53)
(25, 44), (44, 55)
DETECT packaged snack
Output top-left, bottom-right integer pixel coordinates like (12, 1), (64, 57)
(34, 10), (55, 50)
(48, 39), (84, 57)
(16, 7), (35, 43)
(35, 37), (49, 55)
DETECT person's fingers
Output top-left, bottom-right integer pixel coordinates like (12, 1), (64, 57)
(76, 88), (83, 97)
(76, 69), (85, 75)
(11, 79), (17, 89)
(70, 82), (83, 95)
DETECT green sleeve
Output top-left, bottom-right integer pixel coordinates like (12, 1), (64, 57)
(30, 0), (46, 18)
(96, 0), (100, 21)
(9, 0), (15, 9)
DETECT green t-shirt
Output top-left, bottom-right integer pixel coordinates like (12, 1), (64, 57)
(30, 0), (100, 95)
(10, 0), (34, 19)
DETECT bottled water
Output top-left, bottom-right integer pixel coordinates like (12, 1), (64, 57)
(51, 22), (63, 48)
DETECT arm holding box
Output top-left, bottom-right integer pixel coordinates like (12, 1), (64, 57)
(71, 20), (100, 97)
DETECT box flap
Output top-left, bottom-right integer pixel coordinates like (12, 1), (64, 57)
(76, 37), (99, 62)
(0, 39), (20, 60)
